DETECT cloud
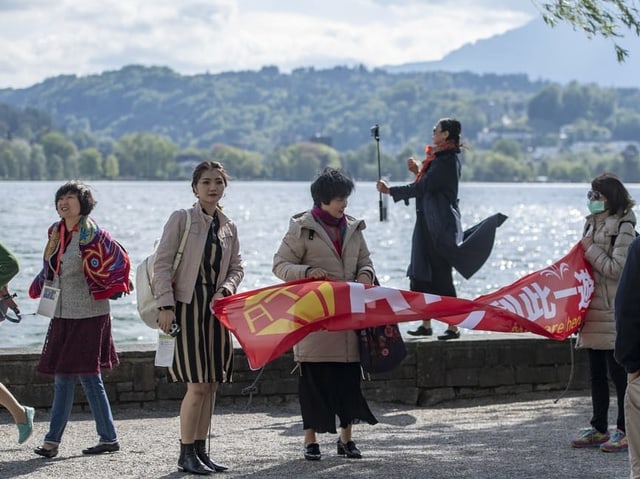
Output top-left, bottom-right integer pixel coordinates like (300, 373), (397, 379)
(0, 0), (537, 88)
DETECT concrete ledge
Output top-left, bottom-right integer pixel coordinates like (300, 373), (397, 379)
(1, 334), (589, 409)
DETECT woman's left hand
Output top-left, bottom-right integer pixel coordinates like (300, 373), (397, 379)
(356, 274), (373, 286)
(376, 180), (390, 195)
(581, 235), (593, 251)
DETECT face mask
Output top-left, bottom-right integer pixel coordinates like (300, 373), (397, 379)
(588, 200), (606, 214)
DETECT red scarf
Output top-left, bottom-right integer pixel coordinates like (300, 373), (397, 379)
(311, 206), (347, 256)
(414, 142), (457, 183)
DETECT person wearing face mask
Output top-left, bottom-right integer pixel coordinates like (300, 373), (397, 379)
(571, 173), (636, 454)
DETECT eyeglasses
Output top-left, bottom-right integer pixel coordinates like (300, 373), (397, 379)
(587, 190), (602, 200)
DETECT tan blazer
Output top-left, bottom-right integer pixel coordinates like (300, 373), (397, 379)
(152, 202), (243, 307)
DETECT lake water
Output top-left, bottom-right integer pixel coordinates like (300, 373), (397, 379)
(2, 180), (639, 349)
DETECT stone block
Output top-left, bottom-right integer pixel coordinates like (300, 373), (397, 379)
(418, 387), (455, 406)
(132, 361), (156, 391)
(119, 391), (156, 403)
(446, 368), (480, 387)
(260, 378), (297, 395)
(479, 366), (515, 387)
(157, 382), (186, 400)
(515, 365), (558, 384)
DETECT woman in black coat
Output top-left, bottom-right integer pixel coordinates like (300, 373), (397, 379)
(377, 118), (463, 340)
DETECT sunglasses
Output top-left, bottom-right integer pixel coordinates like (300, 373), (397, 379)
(587, 190), (602, 200)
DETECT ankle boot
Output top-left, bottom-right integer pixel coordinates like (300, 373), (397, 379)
(194, 439), (228, 472)
(178, 442), (213, 475)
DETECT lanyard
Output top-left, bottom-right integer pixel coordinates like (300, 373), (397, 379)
(54, 222), (77, 275)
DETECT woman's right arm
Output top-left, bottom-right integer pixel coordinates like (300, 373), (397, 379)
(152, 210), (184, 307)
(273, 225), (312, 282)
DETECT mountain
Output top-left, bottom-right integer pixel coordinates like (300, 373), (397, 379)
(385, 18), (640, 88)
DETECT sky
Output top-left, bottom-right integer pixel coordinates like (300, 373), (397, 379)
(0, 0), (540, 89)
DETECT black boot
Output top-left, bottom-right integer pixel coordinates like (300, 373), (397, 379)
(178, 442), (213, 475)
(194, 439), (228, 472)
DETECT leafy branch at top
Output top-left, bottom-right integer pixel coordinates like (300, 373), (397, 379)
(535, 0), (640, 61)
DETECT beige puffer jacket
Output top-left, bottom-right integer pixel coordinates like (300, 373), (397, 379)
(576, 208), (637, 350)
(272, 210), (375, 363)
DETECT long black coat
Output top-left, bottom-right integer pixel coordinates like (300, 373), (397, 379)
(390, 149), (506, 283)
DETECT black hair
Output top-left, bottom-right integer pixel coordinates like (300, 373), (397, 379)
(439, 118), (463, 152)
(310, 167), (354, 206)
(591, 172), (635, 214)
(54, 181), (96, 216)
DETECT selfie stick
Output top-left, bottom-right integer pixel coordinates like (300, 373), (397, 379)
(371, 124), (387, 221)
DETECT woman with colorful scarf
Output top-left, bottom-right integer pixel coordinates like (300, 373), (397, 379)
(273, 167), (378, 462)
(29, 181), (130, 459)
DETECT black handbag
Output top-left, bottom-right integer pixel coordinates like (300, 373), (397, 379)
(358, 323), (407, 374)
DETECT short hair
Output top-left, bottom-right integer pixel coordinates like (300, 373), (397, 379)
(591, 172), (635, 214)
(54, 181), (96, 215)
(310, 167), (354, 206)
(191, 161), (229, 193)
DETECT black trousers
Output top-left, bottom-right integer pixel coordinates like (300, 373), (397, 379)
(588, 348), (627, 433)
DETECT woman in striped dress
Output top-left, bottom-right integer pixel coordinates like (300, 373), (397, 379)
(153, 161), (244, 475)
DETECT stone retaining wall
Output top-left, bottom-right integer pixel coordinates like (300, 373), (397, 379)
(1, 334), (589, 409)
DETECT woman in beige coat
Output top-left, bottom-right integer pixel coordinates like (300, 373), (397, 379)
(572, 173), (636, 453)
(154, 161), (244, 474)
(273, 167), (377, 462)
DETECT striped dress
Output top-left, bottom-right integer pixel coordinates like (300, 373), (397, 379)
(169, 215), (234, 383)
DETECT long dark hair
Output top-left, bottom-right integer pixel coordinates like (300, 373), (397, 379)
(591, 172), (635, 214)
(439, 118), (463, 152)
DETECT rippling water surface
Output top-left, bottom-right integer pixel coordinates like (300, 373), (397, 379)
(2, 180), (638, 348)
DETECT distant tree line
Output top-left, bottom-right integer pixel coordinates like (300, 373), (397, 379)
(0, 66), (639, 182)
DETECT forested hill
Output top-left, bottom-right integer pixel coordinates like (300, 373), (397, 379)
(0, 65), (549, 153)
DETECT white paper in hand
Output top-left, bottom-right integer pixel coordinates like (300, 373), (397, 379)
(155, 333), (175, 367)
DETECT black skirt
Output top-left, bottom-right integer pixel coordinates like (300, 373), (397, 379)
(298, 362), (377, 434)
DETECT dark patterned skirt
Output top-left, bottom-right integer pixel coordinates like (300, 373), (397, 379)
(169, 285), (234, 384)
(298, 362), (378, 434)
(37, 313), (118, 375)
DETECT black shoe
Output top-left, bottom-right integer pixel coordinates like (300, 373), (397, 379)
(34, 445), (58, 458)
(194, 439), (228, 472)
(337, 439), (362, 459)
(82, 442), (120, 454)
(304, 443), (321, 461)
(437, 330), (460, 341)
(407, 326), (432, 337)
(179, 442), (213, 475)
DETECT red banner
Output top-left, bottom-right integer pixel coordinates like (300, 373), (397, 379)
(214, 242), (593, 370)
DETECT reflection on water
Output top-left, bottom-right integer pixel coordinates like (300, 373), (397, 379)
(1, 181), (639, 348)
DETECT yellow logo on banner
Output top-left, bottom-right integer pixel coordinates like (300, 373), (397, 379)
(242, 282), (335, 336)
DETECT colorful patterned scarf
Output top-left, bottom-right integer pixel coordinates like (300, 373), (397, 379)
(29, 216), (131, 300)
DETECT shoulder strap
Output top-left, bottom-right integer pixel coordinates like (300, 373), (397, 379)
(171, 209), (191, 272)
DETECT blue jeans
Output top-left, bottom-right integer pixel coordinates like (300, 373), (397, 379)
(44, 374), (117, 445)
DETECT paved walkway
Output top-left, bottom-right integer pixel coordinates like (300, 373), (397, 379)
(0, 392), (630, 478)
